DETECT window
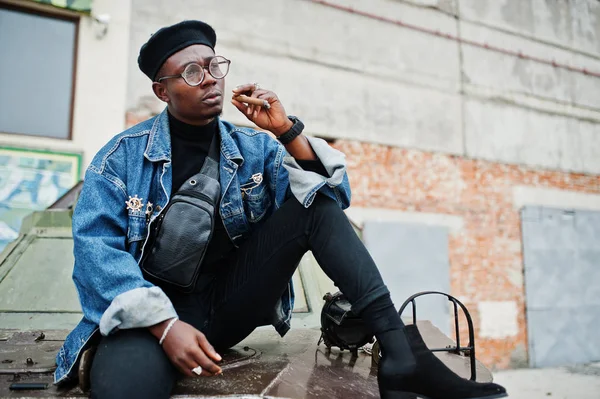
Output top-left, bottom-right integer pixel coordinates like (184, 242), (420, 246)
(0, 4), (78, 139)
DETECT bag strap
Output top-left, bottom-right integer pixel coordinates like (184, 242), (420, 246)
(199, 132), (220, 180)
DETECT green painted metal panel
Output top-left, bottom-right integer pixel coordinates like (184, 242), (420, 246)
(0, 237), (79, 313)
(0, 312), (81, 330)
(28, 0), (92, 13)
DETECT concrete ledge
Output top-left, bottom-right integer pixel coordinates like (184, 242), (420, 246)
(513, 186), (600, 212)
(345, 207), (464, 233)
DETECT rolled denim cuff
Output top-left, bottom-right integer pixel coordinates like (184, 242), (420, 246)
(99, 286), (178, 335)
(283, 136), (347, 208)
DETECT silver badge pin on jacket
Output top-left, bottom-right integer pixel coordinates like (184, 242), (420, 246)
(125, 195), (144, 212)
(241, 173), (264, 198)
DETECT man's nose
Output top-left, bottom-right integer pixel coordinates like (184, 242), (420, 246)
(201, 68), (218, 87)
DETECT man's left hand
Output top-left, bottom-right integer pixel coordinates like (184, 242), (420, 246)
(231, 84), (293, 137)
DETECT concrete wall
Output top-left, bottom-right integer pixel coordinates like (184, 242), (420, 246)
(0, 0), (131, 168)
(459, 0), (600, 175)
(127, 0), (600, 175)
(126, 0), (463, 155)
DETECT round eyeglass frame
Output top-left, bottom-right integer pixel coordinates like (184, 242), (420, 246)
(156, 56), (231, 86)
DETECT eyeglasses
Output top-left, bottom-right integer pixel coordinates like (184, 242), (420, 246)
(156, 56), (231, 86)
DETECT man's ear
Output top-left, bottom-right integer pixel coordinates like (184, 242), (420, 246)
(152, 82), (170, 103)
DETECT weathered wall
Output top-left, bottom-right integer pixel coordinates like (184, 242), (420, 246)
(127, 0), (600, 175)
(127, 0), (463, 155)
(335, 139), (600, 368)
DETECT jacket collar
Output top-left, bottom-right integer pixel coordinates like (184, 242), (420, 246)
(144, 108), (244, 166)
(217, 119), (244, 166)
(144, 109), (170, 162)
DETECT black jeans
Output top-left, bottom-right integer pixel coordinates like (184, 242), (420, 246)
(90, 195), (389, 399)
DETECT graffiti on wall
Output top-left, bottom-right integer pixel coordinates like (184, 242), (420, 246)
(0, 147), (81, 251)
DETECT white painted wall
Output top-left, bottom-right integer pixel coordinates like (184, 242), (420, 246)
(126, 0), (600, 175)
(459, 0), (600, 56)
(478, 300), (519, 339)
(0, 0), (132, 170)
(460, 2), (600, 173)
(126, 0), (463, 152)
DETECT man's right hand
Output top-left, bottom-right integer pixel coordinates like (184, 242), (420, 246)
(149, 319), (222, 377)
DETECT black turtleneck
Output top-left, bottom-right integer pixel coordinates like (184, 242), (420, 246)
(168, 112), (233, 275)
(169, 112), (218, 192)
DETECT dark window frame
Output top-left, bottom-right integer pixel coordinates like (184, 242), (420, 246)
(0, 1), (80, 140)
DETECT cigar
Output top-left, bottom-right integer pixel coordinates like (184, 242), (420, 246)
(233, 94), (271, 109)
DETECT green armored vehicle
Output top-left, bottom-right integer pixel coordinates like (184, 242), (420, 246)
(0, 187), (494, 398)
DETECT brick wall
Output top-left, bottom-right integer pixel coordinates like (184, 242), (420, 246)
(334, 139), (600, 369)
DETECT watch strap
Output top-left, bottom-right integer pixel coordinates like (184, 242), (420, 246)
(277, 116), (304, 145)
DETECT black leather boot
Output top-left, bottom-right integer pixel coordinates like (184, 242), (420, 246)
(378, 325), (507, 399)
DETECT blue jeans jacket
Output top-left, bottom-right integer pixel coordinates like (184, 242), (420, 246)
(54, 109), (351, 384)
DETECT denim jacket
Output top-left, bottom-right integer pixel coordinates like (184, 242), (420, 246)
(54, 109), (351, 384)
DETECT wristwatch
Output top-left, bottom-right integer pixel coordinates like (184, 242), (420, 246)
(277, 116), (304, 145)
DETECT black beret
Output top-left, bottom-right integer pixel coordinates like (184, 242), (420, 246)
(138, 20), (217, 81)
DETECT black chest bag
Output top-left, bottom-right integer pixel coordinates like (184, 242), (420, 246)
(140, 135), (220, 293)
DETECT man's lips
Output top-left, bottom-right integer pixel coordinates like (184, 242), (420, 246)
(202, 91), (222, 101)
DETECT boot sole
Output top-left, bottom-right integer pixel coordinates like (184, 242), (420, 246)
(381, 390), (509, 399)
